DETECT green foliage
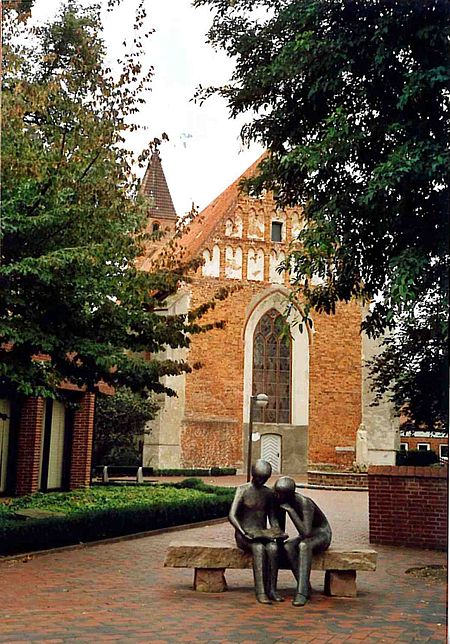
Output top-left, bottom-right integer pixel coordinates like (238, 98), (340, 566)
(1, 484), (203, 515)
(194, 0), (449, 428)
(93, 388), (157, 466)
(396, 449), (439, 467)
(3, 1), (34, 17)
(0, 483), (234, 555)
(172, 477), (235, 494)
(369, 306), (447, 430)
(209, 466), (236, 476)
(0, 3), (204, 401)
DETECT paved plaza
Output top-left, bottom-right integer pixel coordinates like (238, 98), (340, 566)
(0, 481), (446, 643)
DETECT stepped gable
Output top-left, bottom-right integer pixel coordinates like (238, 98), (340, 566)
(140, 150), (177, 222)
(178, 153), (266, 260)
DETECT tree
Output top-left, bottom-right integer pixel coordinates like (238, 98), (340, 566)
(1, 2), (220, 403)
(194, 0), (449, 429)
(92, 388), (157, 466)
(2, 1), (34, 17)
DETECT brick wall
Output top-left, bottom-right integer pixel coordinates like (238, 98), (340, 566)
(181, 276), (249, 469)
(368, 465), (448, 550)
(308, 301), (362, 465)
(181, 419), (241, 468)
(15, 397), (44, 496)
(182, 273), (361, 469)
(308, 470), (368, 488)
(69, 392), (95, 489)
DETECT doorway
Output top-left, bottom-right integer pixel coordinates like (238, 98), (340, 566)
(39, 400), (68, 491)
(261, 433), (281, 473)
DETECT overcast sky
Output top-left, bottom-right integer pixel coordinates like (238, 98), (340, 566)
(29, 0), (264, 216)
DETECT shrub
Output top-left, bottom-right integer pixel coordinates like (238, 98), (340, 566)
(0, 484), (234, 556)
(172, 478), (235, 498)
(93, 388), (157, 466)
(154, 467), (237, 477)
(396, 449), (439, 467)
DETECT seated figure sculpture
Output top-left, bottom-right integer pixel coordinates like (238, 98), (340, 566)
(228, 459), (288, 604)
(274, 476), (332, 606)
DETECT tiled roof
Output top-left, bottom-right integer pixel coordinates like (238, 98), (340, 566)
(178, 153), (266, 260)
(140, 151), (177, 221)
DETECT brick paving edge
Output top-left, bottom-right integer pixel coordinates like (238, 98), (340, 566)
(0, 516), (228, 563)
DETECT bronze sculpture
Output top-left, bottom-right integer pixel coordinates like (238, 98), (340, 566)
(274, 476), (332, 606)
(228, 459), (288, 604)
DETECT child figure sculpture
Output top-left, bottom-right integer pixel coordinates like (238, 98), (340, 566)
(274, 476), (332, 606)
(228, 459), (288, 604)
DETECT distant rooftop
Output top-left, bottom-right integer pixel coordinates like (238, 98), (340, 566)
(177, 153), (266, 260)
(140, 151), (177, 221)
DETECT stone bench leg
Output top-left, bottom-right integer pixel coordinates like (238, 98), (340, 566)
(324, 570), (357, 597)
(193, 568), (227, 593)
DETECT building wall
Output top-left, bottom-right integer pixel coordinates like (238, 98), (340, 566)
(360, 330), (400, 467)
(145, 186), (362, 471)
(142, 291), (190, 469)
(3, 392), (95, 496)
(181, 276), (249, 470)
(400, 435), (448, 457)
(248, 423), (308, 474)
(69, 392), (95, 490)
(308, 470), (368, 488)
(15, 397), (45, 496)
(179, 282), (361, 471)
(368, 465), (447, 550)
(308, 300), (361, 466)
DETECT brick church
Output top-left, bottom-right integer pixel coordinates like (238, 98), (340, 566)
(140, 153), (363, 474)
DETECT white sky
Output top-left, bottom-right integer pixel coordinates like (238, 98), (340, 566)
(29, 0), (264, 215)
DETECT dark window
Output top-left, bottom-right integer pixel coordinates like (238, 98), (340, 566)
(252, 309), (291, 424)
(439, 444), (448, 459)
(417, 443), (430, 451)
(399, 443), (408, 451)
(152, 222), (160, 233)
(271, 221), (282, 242)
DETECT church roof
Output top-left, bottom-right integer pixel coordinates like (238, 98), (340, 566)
(140, 151), (177, 221)
(178, 153), (266, 260)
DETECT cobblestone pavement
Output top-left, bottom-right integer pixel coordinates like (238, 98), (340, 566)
(0, 485), (446, 643)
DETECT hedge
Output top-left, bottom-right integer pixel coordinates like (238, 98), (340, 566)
(91, 466), (237, 478)
(154, 467), (237, 477)
(396, 449), (439, 466)
(0, 480), (234, 557)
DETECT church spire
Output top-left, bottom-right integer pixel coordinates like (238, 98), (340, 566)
(140, 150), (177, 222)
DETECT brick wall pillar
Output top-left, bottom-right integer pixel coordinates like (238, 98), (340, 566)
(15, 397), (45, 496)
(368, 465), (448, 550)
(69, 392), (95, 490)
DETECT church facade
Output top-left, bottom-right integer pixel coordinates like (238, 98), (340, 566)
(140, 154), (362, 474)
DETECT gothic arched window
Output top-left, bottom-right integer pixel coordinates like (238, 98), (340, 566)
(252, 309), (291, 423)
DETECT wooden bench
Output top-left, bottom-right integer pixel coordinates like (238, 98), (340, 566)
(164, 540), (377, 597)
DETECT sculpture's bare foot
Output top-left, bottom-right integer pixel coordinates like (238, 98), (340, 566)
(292, 593), (308, 607)
(268, 591), (284, 602)
(256, 593), (273, 604)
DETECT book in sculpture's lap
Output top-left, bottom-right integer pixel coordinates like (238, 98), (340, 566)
(246, 527), (287, 542)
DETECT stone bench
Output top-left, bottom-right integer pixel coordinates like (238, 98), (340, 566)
(164, 540), (377, 597)
(92, 465), (153, 484)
